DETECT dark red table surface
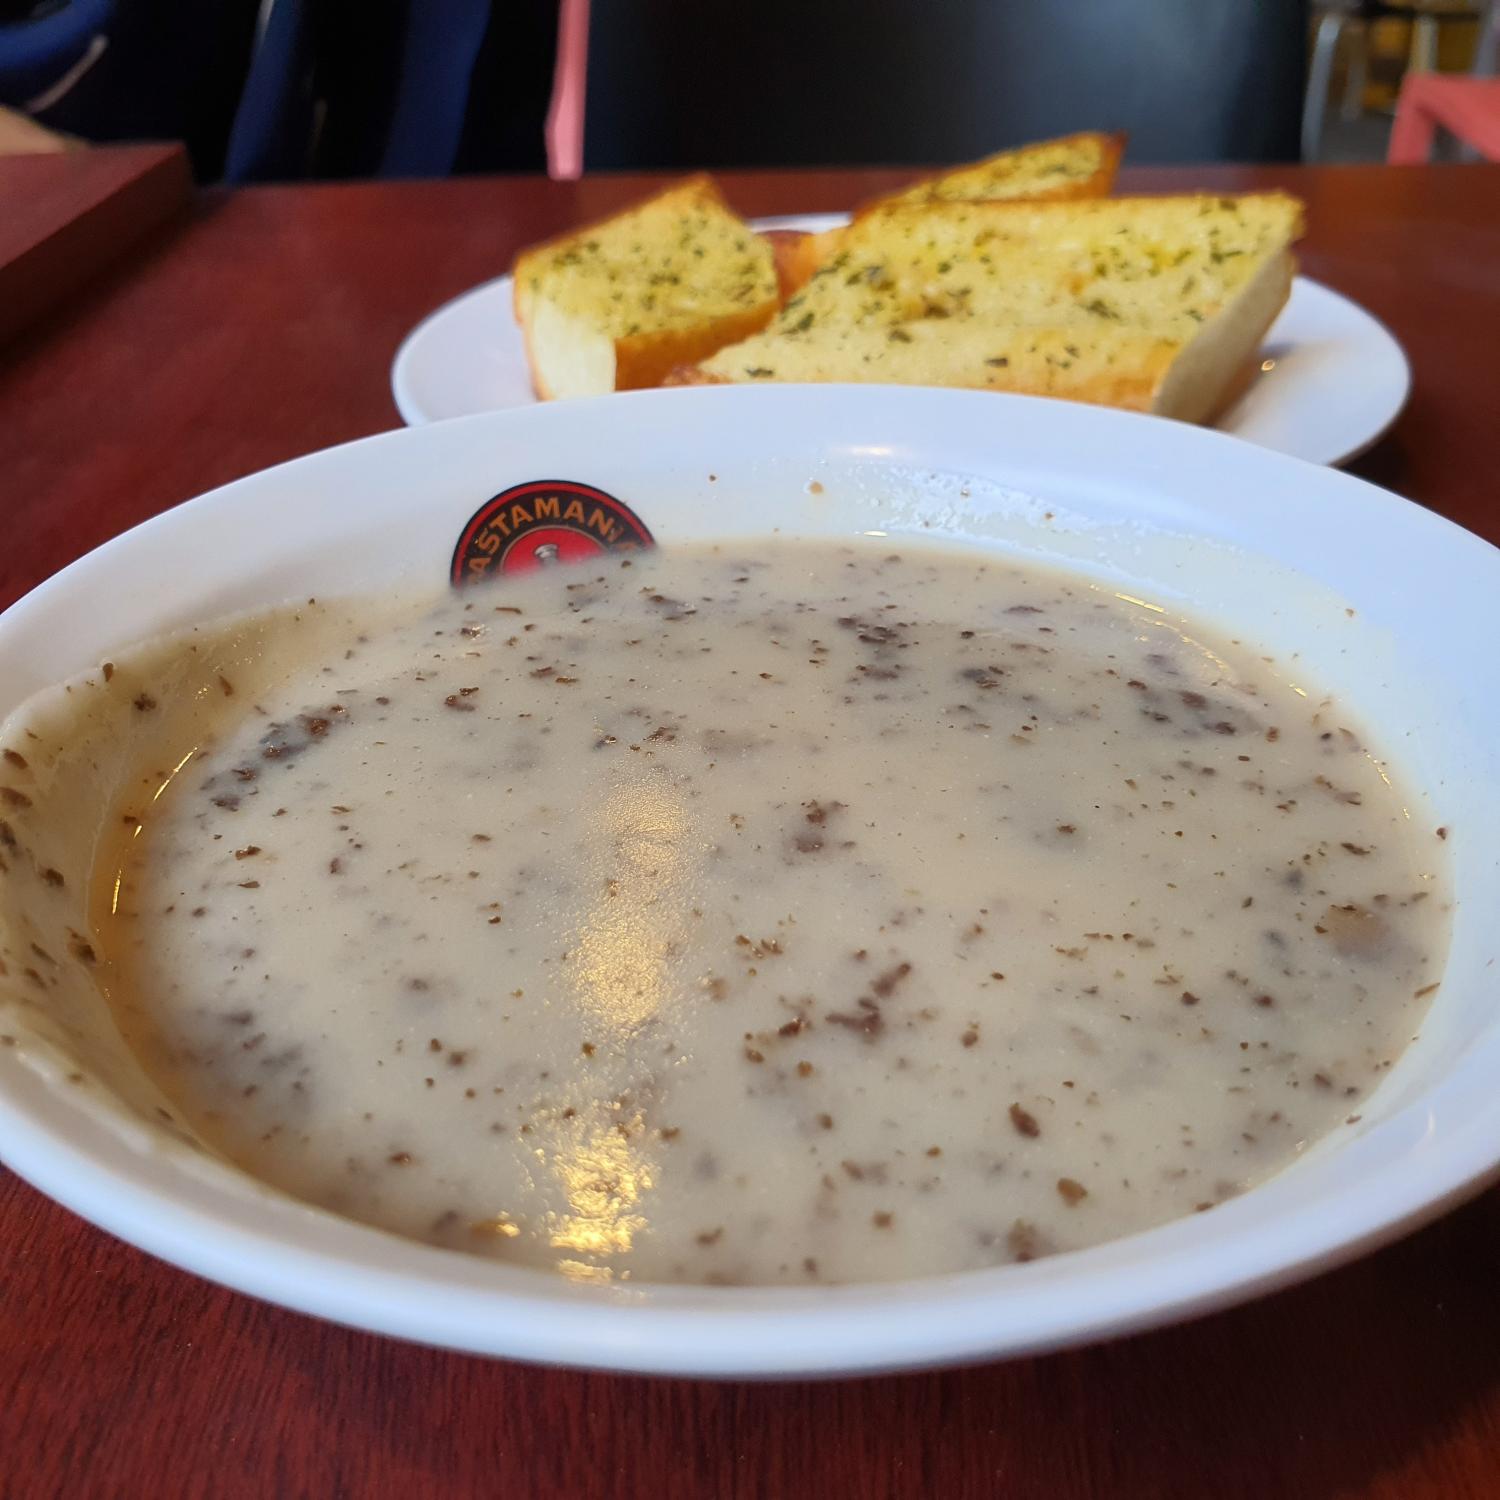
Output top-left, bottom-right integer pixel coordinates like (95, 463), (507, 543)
(2, 162), (1499, 1499)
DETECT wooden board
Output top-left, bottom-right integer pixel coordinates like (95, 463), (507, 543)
(0, 142), (191, 346)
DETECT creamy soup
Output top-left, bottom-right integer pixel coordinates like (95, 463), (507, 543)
(5, 540), (1450, 1285)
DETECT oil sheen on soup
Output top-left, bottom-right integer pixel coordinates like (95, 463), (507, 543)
(81, 540), (1448, 1285)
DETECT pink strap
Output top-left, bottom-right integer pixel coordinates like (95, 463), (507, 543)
(546, 0), (590, 179)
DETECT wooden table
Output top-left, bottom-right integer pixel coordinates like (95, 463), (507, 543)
(3, 163), (1499, 1499)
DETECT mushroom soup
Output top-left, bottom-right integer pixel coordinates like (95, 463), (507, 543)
(0, 539), (1449, 1285)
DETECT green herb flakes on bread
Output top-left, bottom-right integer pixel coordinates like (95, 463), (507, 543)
(513, 175), (778, 399)
(680, 192), (1305, 424)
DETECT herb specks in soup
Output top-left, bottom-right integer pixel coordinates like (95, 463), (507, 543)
(73, 540), (1447, 1285)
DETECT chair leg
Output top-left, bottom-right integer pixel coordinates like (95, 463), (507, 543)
(1410, 12), (1439, 74)
(1303, 10), (1348, 160)
(1341, 17), (1369, 121)
(1389, 79), (1439, 162)
(1475, 0), (1499, 75)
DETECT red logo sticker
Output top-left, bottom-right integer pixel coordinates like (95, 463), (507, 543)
(450, 480), (656, 587)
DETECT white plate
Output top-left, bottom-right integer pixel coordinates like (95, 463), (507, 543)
(2, 388), (1497, 1379)
(391, 213), (1411, 467)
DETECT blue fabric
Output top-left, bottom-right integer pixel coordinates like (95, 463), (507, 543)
(379, 0), (492, 177)
(222, 0), (549, 182)
(0, 0), (115, 99)
(3, 0), (554, 182)
(4, 1), (262, 181)
(222, 0), (317, 182)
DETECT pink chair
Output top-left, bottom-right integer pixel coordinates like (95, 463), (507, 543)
(1389, 72), (1500, 159)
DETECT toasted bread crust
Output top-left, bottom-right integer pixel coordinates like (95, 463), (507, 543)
(662, 364), (728, 386)
(853, 130), (1125, 220)
(770, 229), (844, 300)
(1203, 352), (1262, 424)
(678, 335), (1178, 410)
(774, 133), (1127, 298)
(512, 144), (1301, 426)
(684, 192), (1303, 425)
(512, 172), (724, 295)
(518, 315), (557, 401)
(760, 229), (815, 304)
(513, 174), (777, 399)
(614, 303), (780, 391)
